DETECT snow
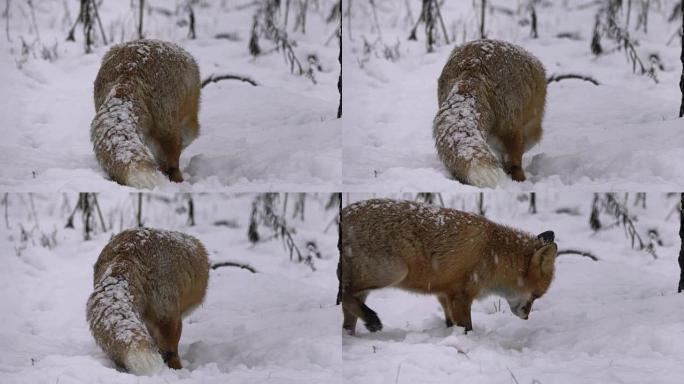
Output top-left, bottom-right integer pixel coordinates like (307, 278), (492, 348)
(0, 1), (341, 192)
(342, 192), (684, 383)
(0, 193), (341, 383)
(343, 0), (684, 191)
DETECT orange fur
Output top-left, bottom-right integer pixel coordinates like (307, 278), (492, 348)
(86, 228), (209, 374)
(434, 39), (546, 187)
(91, 39), (201, 188)
(340, 199), (557, 334)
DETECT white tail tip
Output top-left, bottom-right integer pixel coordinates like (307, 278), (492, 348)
(466, 165), (509, 188)
(124, 349), (165, 376)
(125, 169), (167, 190)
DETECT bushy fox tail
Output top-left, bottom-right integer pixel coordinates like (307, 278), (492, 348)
(433, 84), (508, 188)
(90, 89), (166, 189)
(86, 267), (165, 375)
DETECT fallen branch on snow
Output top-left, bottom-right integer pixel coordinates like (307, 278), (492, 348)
(201, 74), (259, 88)
(558, 249), (599, 261)
(547, 74), (600, 86)
(211, 261), (257, 273)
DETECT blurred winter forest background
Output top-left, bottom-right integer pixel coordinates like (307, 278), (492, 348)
(0, 193), (341, 383)
(343, 0), (684, 191)
(0, 0), (342, 191)
(342, 192), (684, 384)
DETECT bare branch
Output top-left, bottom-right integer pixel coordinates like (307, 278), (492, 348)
(558, 249), (599, 261)
(201, 74), (259, 88)
(211, 261), (257, 273)
(547, 73), (600, 85)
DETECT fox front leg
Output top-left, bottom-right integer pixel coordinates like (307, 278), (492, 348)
(341, 291), (382, 333)
(448, 294), (474, 333)
(437, 295), (453, 328)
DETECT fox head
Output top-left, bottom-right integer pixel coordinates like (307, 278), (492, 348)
(506, 231), (557, 320)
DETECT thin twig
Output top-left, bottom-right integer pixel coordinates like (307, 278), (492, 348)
(369, 0), (382, 39)
(507, 367), (520, 384)
(433, 0), (449, 44)
(91, 0), (107, 45)
(4, 0), (10, 42)
(91, 193), (106, 232)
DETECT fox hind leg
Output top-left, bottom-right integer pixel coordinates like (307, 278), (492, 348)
(156, 133), (184, 183)
(503, 132), (526, 182)
(155, 316), (183, 369)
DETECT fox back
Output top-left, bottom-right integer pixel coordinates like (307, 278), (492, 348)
(434, 39), (547, 187)
(340, 199), (557, 334)
(86, 228), (209, 375)
(91, 39), (201, 189)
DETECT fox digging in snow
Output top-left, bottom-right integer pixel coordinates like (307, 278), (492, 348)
(91, 39), (201, 189)
(434, 39), (547, 188)
(339, 199), (557, 334)
(86, 228), (209, 375)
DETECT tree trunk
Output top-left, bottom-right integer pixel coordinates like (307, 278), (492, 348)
(136, 193), (143, 227)
(480, 0), (486, 39)
(187, 194), (195, 226)
(477, 193), (485, 216)
(337, 0), (342, 118)
(336, 192), (342, 305)
(529, 192), (537, 214)
(82, 193), (92, 240)
(138, 0), (144, 39)
(530, 3), (538, 38)
(679, 0), (683, 117)
(678, 193), (684, 292)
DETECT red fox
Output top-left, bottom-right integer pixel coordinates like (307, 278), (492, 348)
(434, 39), (547, 188)
(86, 228), (209, 375)
(91, 39), (201, 189)
(339, 199), (557, 334)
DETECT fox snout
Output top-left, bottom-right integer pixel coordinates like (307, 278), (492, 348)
(509, 300), (533, 320)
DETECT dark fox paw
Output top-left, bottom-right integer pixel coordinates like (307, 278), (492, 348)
(365, 320), (383, 332)
(509, 165), (526, 182)
(166, 167), (184, 183)
(364, 311), (383, 332)
(162, 351), (182, 369)
(445, 318), (453, 328)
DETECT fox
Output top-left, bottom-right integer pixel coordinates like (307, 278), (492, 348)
(339, 198), (557, 335)
(434, 39), (547, 188)
(86, 228), (209, 375)
(91, 39), (201, 189)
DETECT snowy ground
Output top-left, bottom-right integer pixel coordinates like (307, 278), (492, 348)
(0, 193), (341, 383)
(343, 0), (684, 191)
(0, 1), (341, 192)
(342, 192), (684, 384)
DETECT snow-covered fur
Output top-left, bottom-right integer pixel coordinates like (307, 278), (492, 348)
(86, 228), (209, 375)
(91, 39), (201, 189)
(434, 39), (547, 187)
(340, 199), (557, 334)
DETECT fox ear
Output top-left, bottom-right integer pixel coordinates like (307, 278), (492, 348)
(531, 243), (557, 275)
(537, 231), (555, 244)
